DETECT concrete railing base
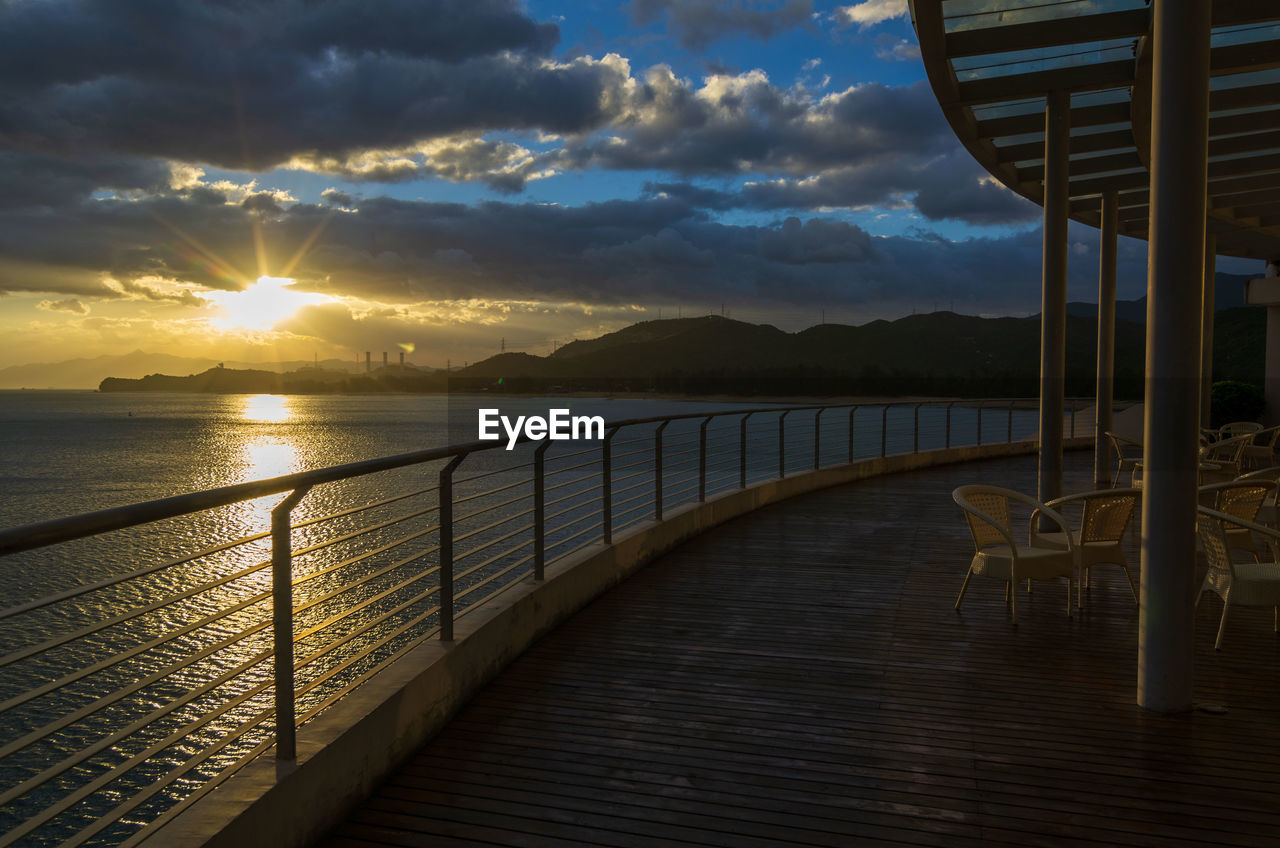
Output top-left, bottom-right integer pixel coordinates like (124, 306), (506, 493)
(139, 438), (1083, 848)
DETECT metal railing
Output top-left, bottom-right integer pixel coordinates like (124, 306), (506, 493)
(0, 396), (1105, 847)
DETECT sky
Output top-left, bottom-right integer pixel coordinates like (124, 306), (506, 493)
(0, 0), (1261, 369)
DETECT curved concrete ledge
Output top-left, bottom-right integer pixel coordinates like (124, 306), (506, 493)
(139, 437), (1088, 848)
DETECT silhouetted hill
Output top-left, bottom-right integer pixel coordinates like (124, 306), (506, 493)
(97, 303), (1266, 399)
(1066, 271), (1253, 324)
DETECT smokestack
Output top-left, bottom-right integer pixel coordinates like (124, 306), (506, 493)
(365, 351), (371, 372)
(399, 351), (405, 371)
(382, 351), (388, 369)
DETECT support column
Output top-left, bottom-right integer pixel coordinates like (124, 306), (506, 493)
(1139, 0), (1211, 714)
(1200, 233), (1217, 429)
(1095, 190), (1118, 486)
(1039, 89), (1071, 506)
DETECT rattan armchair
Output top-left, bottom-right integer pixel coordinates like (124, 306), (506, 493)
(1030, 488), (1140, 606)
(1200, 480), (1275, 561)
(1201, 433), (1254, 482)
(1196, 507), (1280, 649)
(953, 485), (1078, 623)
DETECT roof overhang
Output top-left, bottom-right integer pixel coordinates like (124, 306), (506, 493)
(909, 0), (1280, 259)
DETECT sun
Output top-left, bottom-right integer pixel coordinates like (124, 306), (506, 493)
(206, 275), (329, 331)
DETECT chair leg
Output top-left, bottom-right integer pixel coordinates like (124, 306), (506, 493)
(1004, 580), (1011, 604)
(955, 568), (974, 610)
(1122, 566), (1138, 606)
(1215, 597), (1230, 651)
(1065, 575), (1072, 617)
(1026, 578), (1032, 593)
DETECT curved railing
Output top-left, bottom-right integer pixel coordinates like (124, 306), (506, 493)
(0, 396), (1107, 847)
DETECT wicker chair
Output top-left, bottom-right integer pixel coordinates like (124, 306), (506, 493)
(1244, 426), (1280, 470)
(1104, 431), (1142, 488)
(1219, 421), (1263, 439)
(1030, 488), (1140, 606)
(1239, 466), (1280, 527)
(1196, 507), (1280, 649)
(1200, 433), (1254, 482)
(1200, 480), (1275, 561)
(953, 485), (1078, 623)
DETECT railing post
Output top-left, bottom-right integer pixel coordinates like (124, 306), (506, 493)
(913, 404), (922, 454)
(1008, 401), (1016, 444)
(814, 408), (823, 470)
(778, 410), (791, 478)
(698, 416), (712, 501)
(848, 406), (858, 464)
(438, 454), (466, 642)
(654, 421), (669, 520)
(739, 413), (752, 489)
(946, 401), (955, 448)
(533, 442), (551, 581)
(271, 485), (311, 762)
(881, 406), (889, 458)
(603, 427), (617, 544)
(977, 401), (984, 446)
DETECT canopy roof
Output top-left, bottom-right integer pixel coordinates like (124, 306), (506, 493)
(909, 0), (1280, 259)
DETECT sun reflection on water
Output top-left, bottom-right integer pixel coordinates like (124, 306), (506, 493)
(240, 394), (293, 424)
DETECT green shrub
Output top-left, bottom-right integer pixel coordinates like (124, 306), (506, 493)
(1211, 380), (1264, 429)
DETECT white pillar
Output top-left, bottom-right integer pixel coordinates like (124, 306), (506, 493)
(1138, 0), (1211, 714)
(1200, 233), (1217, 429)
(1095, 190), (1118, 485)
(1039, 89), (1070, 506)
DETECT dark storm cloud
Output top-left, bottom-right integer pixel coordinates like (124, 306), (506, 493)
(629, 0), (813, 50)
(0, 0), (626, 170)
(556, 77), (952, 179)
(0, 151), (169, 209)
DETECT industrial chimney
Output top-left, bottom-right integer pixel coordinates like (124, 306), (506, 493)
(365, 351), (371, 372)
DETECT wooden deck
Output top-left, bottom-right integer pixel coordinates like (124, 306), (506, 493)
(324, 452), (1280, 847)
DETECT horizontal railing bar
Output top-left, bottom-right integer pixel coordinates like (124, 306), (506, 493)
(2, 515), (447, 721)
(545, 497), (603, 525)
(543, 519), (605, 556)
(543, 455), (602, 477)
(611, 489), (655, 515)
(451, 509), (535, 550)
(452, 489), (531, 525)
(0, 483), (435, 623)
(543, 479), (600, 508)
(452, 520), (536, 566)
(0, 637), (273, 810)
(454, 458), (534, 486)
(452, 475), (530, 507)
(542, 534), (603, 565)
(452, 543), (535, 592)
(454, 555), (536, 614)
(0, 498), (444, 660)
(610, 477), (653, 501)
(0, 587), (270, 716)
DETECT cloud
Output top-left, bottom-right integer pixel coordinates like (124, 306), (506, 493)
(0, 1), (631, 172)
(629, 0), (813, 50)
(835, 0), (908, 29)
(37, 297), (89, 315)
(875, 34), (921, 62)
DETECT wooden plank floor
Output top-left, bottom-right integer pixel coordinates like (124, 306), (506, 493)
(323, 452), (1280, 847)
